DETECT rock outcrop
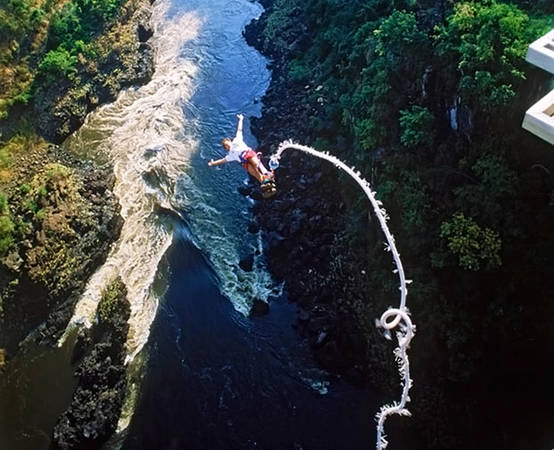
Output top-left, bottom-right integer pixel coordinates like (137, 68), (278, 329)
(34, 0), (155, 144)
(51, 278), (130, 450)
(244, 15), (379, 385)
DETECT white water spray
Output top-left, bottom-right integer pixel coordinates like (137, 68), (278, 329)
(269, 141), (415, 450)
(58, 5), (202, 362)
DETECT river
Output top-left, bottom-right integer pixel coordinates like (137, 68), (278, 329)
(0, 0), (388, 449)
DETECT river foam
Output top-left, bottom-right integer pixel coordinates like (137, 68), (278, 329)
(59, 4), (202, 362)
(59, 0), (276, 365)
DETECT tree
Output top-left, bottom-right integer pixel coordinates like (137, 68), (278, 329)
(434, 1), (541, 113)
(436, 212), (502, 271)
(346, 10), (432, 150)
(399, 105), (435, 149)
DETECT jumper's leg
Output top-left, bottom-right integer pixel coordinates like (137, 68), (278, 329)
(246, 163), (263, 183)
(247, 156), (274, 184)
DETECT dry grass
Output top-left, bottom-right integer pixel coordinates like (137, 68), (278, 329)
(0, 132), (50, 189)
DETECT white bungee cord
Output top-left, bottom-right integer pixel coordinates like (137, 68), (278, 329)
(269, 140), (415, 450)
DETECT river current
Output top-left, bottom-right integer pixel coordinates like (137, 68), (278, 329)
(59, 0), (275, 361)
(0, 1), (388, 449)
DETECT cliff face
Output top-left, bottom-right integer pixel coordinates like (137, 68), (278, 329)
(0, 0), (155, 444)
(33, 0), (155, 144)
(245, 2), (554, 450)
(0, 0), (155, 357)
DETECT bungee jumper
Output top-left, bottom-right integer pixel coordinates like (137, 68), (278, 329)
(208, 113), (276, 198)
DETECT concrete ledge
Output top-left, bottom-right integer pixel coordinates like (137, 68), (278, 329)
(526, 29), (554, 74)
(522, 88), (554, 146)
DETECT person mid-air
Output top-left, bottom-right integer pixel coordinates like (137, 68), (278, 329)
(208, 114), (276, 197)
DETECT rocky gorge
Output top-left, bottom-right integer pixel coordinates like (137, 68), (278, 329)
(3, 0), (551, 448)
(0, 0), (397, 446)
(0, 0), (155, 446)
(244, 2), (391, 388)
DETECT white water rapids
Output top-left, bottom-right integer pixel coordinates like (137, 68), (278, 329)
(58, 0), (274, 363)
(0, 2), (409, 449)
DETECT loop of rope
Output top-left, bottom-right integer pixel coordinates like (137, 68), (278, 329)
(270, 140), (415, 450)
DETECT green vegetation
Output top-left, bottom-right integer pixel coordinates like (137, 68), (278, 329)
(434, 1), (542, 114)
(38, 47), (79, 82)
(0, 0), (126, 120)
(258, 0), (554, 447)
(36, 0), (125, 83)
(0, 193), (15, 254)
(399, 106), (435, 149)
(436, 212), (502, 271)
(259, 0), (553, 273)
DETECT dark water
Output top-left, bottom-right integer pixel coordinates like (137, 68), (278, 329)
(0, 335), (77, 450)
(122, 231), (378, 450)
(118, 0), (391, 448)
(0, 0), (401, 449)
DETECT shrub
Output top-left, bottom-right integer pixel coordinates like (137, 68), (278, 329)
(438, 212), (502, 271)
(399, 106), (435, 149)
(38, 47), (78, 82)
(0, 215), (15, 255)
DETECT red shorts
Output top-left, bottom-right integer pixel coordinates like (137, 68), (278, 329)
(240, 149), (257, 169)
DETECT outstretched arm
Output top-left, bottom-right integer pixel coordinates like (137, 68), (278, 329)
(235, 113), (244, 138)
(208, 157), (227, 167)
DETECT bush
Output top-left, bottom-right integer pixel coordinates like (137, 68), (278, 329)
(438, 212), (502, 271)
(37, 47), (78, 82)
(0, 194), (15, 255)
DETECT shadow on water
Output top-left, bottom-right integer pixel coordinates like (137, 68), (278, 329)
(122, 227), (379, 450)
(0, 332), (78, 450)
(0, 2), (401, 449)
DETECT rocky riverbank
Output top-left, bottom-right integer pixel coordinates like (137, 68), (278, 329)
(0, 0), (155, 446)
(51, 278), (130, 450)
(244, 7), (394, 388)
(245, 3), (554, 449)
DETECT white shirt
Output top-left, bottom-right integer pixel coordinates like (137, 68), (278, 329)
(225, 130), (250, 162)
